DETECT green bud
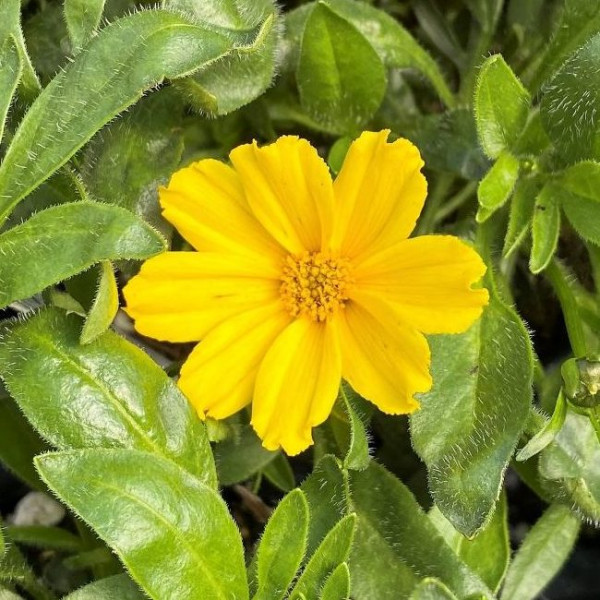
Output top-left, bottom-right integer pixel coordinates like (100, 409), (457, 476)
(561, 358), (600, 408)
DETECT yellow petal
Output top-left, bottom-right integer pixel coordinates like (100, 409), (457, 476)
(123, 252), (279, 342)
(230, 136), (334, 254)
(339, 300), (432, 414)
(178, 303), (291, 420)
(160, 158), (283, 265)
(251, 317), (342, 455)
(331, 130), (427, 259)
(353, 235), (489, 334)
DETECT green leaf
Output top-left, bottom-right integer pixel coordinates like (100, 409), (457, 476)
(558, 160), (600, 244)
(63, 575), (144, 599)
(476, 152), (520, 222)
(36, 449), (248, 600)
(215, 425), (278, 486)
(65, 0), (107, 49)
(79, 88), (185, 236)
(500, 504), (580, 600)
(429, 494), (509, 594)
(324, 0), (454, 107)
(457, 493), (510, 593)
(0, 394), (47, 490)
(530, 184), (561, 274)
(80, 261), (118, 345)
(541, 32), (600, 163)
(254, 489), (309, 600)
(289, 514), (356, 600)
(410, 109), (489, 181)
(173, 3), (280, 116)
(0, 308), (216, 487)
(320, 563), (350, 600)
(531, 0), (600, 92)
(474, 55), (531, 159)
(409, 578), (458, 600)
(0, 201), (165, 309)
(339, 385), (370, 470)
(539, 412), (600, 523)
(297, 3), (386, 134)
(0, 9), (240, 224)
(0, 0), (40, 102)
(301, 456), (350, 557)
(262, 454), (296, 492)
(5, 526), (83, 552)
(0, 37), (21, 145)
(502, 176), (540, 258)
(517, 391), (568, 461)
(327, 136), (353, 175)
(411, 291), (533, 537)
(349, 462), (491, 599)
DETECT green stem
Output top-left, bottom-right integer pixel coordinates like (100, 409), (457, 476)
(415, 173), (455, 235)
(545, 259), (588, 359)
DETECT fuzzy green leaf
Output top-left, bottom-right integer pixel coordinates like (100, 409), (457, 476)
(0, 0), (40, 101)
(476, 151), (520, 222)
(541, 33), (600, 163)
(63, 575), (144, 599)
(530, 184), (561, 274)
(64, 0), (107, 48)
(539, 412), (600, 523)
(502, 176), (540, 258)
(290, 514), (356, 600)
(301, 456), (350, 557)
(517, 391), (568, 462)
(0, 8), (241, 223)
(0, 308), (216, 487)
(558, 160), (600, 244)
(532, 0), (600, 91)
(0, 201), (165, 309)
(79, 88), (184, 236)
(409, 579), (458, 600)
(500, 504), (580, 600)
(254, 489), (309, 600)
(349, 462), (491, 599)
(411, 291), (533, 537)
(36, 449), (248, 600)
(475, 55), (530, 159)
(320, 563), (350, 600)
(0, 37), (21, 145)
(297, 3), (386, 134)
(80, 261), (119, 345)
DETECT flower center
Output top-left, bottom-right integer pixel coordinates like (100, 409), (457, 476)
(280, 252), (352, 322)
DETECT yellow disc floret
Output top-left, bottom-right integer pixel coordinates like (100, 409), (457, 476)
(280, 252), (352, 322)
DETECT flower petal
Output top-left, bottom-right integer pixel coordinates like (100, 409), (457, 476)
(251, 317), (342, 455)
(160, 158), (283, 263)
(353, 235), (489, 334)
(331, 130), (427, 259)
(123, 252), (280, 342)
(339, 300), (432, 414)
(230, 136), (335, 254)
(178, 303), (291, 420)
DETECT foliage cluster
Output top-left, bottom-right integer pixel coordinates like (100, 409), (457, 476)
(0, 0), (600, 598)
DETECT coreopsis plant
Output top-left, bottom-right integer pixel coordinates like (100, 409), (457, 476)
(0, 0), (598, 599)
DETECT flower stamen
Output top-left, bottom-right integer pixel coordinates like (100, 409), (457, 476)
(280, 252), (352, 322)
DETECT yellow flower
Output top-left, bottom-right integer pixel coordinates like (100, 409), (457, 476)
(123, 131), (488, 455)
